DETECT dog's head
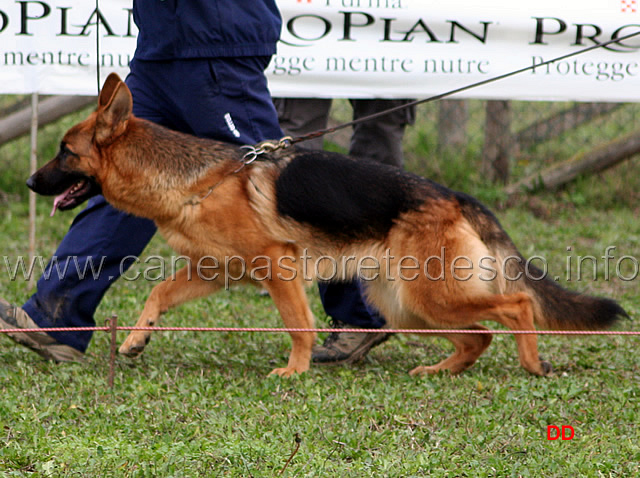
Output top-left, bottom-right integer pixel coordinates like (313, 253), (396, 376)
(27, 73), (133, 216)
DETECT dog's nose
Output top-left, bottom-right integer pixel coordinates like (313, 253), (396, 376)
(26, 175), (36, 191)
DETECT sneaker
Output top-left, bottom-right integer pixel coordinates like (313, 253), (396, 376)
(0, 298), (84, 362)
(312, 319), (392, 364)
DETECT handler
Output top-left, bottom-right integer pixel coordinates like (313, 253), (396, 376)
(1, 0), (282, 359)
(0, 0), (387, 364)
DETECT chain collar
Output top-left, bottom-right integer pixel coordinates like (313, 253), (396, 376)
(185, 136), (293, 206)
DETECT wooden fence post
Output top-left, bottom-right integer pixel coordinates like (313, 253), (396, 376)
(28, 93), (38, 291)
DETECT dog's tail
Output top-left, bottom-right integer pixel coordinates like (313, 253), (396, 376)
(457, 192), (628, 331)
(514, 261), (627, 330)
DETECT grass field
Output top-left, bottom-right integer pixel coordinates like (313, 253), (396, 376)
(0, 101), (639, 477)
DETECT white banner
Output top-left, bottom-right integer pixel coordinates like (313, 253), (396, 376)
(0, 1), (639, 101)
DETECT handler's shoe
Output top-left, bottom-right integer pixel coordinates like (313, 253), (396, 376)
(0, 298), (83, 362)
(312, 319), (392, 364)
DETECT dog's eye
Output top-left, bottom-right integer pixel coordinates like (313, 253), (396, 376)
(60, 142), (78, 158)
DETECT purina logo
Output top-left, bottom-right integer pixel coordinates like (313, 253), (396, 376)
(621, 0), (637, 13)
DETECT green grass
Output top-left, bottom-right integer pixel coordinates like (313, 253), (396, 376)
(0, 101), (639, 476)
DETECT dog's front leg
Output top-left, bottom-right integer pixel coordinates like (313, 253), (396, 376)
(263, 273), (316, 378)
(119, 265), (222, 358)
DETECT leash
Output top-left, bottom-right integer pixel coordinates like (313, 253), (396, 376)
(276, 30), (640, 151)
(90, 3), (639, 153)
(91, 7), (639, 147)
(188, 29), (640, 202)
(91, 11), (637, 199)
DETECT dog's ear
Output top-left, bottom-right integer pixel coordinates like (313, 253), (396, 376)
(95, 80), (132, 146)
(98, 73), (123, 108)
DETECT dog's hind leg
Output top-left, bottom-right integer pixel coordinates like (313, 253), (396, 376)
(409, 325), (493, 376)
(484, 292), (553, 376)
(119, 265), (223, 358)
(413, 292), (551, 376)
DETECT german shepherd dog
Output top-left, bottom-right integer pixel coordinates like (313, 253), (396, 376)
(27, 73), (626, 377)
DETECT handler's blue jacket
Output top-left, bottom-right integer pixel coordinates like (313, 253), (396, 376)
(133, 0), (282, 60)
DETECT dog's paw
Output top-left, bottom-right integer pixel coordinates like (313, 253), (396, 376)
(540, 360), (554, 376)
(268, 366), (307, 378)
(409, 365), (445, 376)
(119, 334), (150, 358)
(118, 344), (144, 358)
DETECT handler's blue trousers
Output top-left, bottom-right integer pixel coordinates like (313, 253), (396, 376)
(23, 58), (382, 352)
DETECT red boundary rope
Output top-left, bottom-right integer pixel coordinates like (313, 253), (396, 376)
(1, 326), (638, 335)
(2, 319), (636, 389)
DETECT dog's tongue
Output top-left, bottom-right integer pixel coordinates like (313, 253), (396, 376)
(49, 180), (88, 216)
(50, 191), (70, 217)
